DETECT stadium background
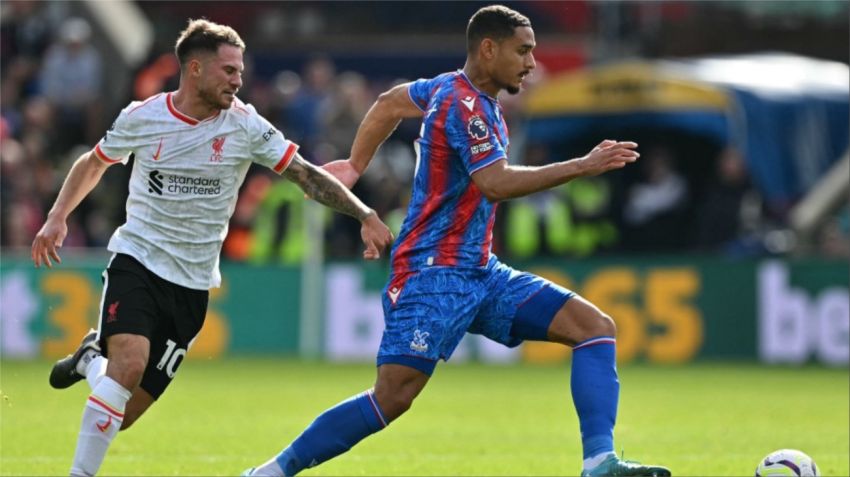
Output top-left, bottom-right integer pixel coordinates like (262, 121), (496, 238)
(1, 1), (848, 476)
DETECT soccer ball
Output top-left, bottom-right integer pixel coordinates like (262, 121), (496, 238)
(755, 449), (819, 476)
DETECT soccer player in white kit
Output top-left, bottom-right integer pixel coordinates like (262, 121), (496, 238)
(30, 19), (393, 476)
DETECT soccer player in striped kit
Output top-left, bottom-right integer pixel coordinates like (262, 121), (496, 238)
(31, 19), (393, 477)
(245, 5), (670, 477)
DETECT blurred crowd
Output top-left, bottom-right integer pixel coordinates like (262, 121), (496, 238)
(2, 2), (112, 251)
(2, 1), (848, 262)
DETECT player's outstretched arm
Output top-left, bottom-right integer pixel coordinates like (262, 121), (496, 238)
(323, 82), (424, 189)
(32, 150), (112, 268)
(471, 140), (639, 202)
(284, 154), (394, 259)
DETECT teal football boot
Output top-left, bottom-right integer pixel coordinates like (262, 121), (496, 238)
(581, 454), (671, 477)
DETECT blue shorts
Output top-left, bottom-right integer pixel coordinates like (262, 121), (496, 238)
(377, 256), (574, 376)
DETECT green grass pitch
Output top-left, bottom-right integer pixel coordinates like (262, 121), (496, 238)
(1, 359), (847, 476)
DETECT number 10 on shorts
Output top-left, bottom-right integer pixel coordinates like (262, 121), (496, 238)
(156, 339), (186, 378)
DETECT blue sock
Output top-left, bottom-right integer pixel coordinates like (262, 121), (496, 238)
(571, 336), (619, 460)
(275, 389), (388, 476)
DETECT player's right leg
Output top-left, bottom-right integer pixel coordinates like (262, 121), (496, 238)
(51, 329), (160, 427)
(66, 254), (158, 476)
(246, 269), (481, 476)
(71, 332), (147, 476)
(247, 364), (430, 477)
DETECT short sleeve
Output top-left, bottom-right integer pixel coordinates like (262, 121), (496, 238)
(94, 104), (138, 165)
(246, 104), (299, 174)
(407, 75), (447, 112)
(445, 99), (507, 175)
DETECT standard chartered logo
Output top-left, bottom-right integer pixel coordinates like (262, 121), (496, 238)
(167, 174), (221, 195)
(148, 170), (164, 195)
(147, 170), (221, 196)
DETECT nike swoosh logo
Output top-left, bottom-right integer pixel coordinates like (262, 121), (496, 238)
(152, 138), (163, 161)
(96, 415), (113, 433)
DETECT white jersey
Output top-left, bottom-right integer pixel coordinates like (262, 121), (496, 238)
(95, 92), (298, 290)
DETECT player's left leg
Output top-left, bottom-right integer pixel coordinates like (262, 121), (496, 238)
(547, 297), (620, 470)
(475, 260), (669, 476)
(547, 295), (670, 477)
(548, 295), (670, 477)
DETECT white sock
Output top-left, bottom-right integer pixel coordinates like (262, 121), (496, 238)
(583, 451), (615, 471)
(84, 356), (108, 390)
(251, 457), (285, 476)
(70, 377), (131, 476)
(75, 349), (100, 376)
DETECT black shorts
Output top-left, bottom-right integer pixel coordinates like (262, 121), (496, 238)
(98, 253), (208, 399)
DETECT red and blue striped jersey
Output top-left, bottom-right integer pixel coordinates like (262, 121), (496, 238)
(391, 70), (509, 275)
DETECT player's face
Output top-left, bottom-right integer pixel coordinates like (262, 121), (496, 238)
(198, 44), (244, 110)
(493, 26), (536, 95)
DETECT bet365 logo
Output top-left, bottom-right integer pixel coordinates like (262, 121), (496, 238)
(148, 170), (164, 195)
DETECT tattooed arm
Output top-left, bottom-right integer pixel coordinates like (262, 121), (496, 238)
(283, 153), (394, 259)
(283, 154), (374, 220)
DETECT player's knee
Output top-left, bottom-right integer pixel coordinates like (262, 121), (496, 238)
(378, 388), (416, 418)
(374, 382), (420, 420)
(122, 358), (147, 383)
(374, 364), (430, 420)
(105, 334), (149, 389)
(596, 311), (617, 338)
(569, 308), (617, 343)
(108, 357), (147, 390)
